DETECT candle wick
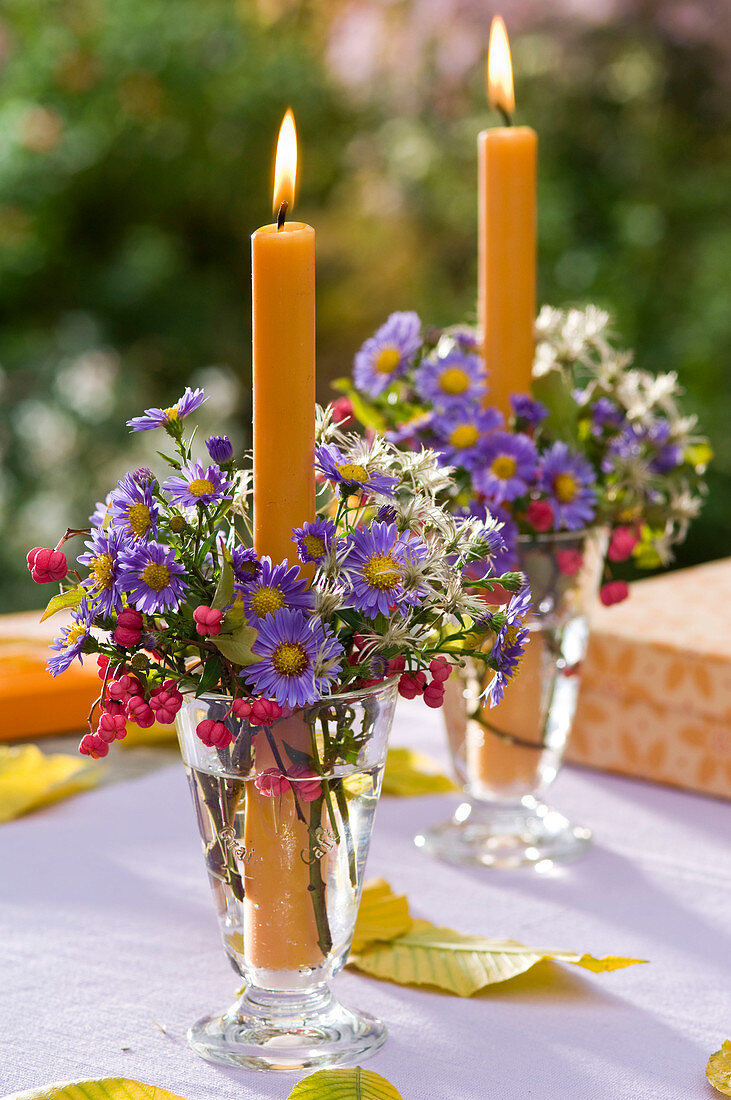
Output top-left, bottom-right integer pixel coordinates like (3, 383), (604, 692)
(497, 105), (513, 127)
(277, 201), (288, 230)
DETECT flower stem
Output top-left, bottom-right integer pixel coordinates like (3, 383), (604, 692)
(307, 793), (333, 958)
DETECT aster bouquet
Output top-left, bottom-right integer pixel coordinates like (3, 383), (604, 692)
(336, 305), (711, 604)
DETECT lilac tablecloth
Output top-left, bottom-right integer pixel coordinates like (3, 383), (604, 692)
(2, 701), (729, 1100)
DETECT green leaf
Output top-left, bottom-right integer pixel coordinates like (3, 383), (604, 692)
(348, 919), (646, 997)
(212, 552), (234, 611)
(382, 747), (457, 796)
(287, 1067), (403, 1100)
(531, 370), (579, 444)
(331, 378), (388, 431)
(211, 623), (260, 666)
(707, 1041), (731, 1096)
(2, 1078), (186, 1100)
(39, 586), (86, 623)
(351, 878), (412, 953)
(196, 656), (222, 695)
(222, 592), (248, 630)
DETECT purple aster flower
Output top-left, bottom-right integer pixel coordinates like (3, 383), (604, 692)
(341, 522), (427, 618)
(353, 311), (422, 396)
(162, 459), (233, 508)
(90, 493), (112, 529)
(474, 432), (539, 504)
(292, 519), (336, 564)
(131, 467), (155, 485)
(242, 557), (314, 626)
(510, 394), (548, 427)
(315, 443), (398, 497)
(430, 405), (502, 471)
(110, 473), (158, 542)
(205, 435), (234, 464)
(468, 500), (519, 573)
(47, 602), (95, 678)
(651, 443), (683, 473)
(78, 526), (130, 617)
(127, 387), (207, 432)
(451, 327), (480, 351)
(414, 350), (487, 409)
(479, 587), (531, 706)
(241, 607), (343, 708)
(231, 546), (262, 585)
(591, 397), (624, 436)
(118, 540), (188, 614)
(539, 442), (597, 530)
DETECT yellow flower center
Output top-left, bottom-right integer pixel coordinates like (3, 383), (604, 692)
(164, 405), (179, 420)
(272, 641), (309, 677)
(336, 463), (368, 483)
(363, 553), (401, 590)
(90, 553), (114, 589)
(449, 424), (479, 450)
(491, 455), (517, 480)
(250, 585), (285, 617)
(375, 346), (401, 375)
(303, 534), (326, 558)
(141, 562), (170, 591)
(64, 623), (86, 649)
(439, 368), (470, 395)
(238, 559), (258, 576)
(553, 473), (577, 503)
(188, 478), (216, 497)
(127, 502), (151, 538)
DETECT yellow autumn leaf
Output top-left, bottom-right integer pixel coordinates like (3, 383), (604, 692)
(348, 918), (646, 997)
(707, 1041), (731, 1095)
(39, 586), (86, 623)
(0, 745), (101, 823)
(351, 878), (412, 953)
(382, 747), (457, 796)
(288, 1067), (403, 1100)
(2, 1078), (187, 1100)
(120, 722), (179, 748)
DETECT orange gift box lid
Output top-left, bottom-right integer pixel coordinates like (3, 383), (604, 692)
(0, 611), (99, 741)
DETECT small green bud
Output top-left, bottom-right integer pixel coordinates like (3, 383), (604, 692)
(169, 515), (187, 533)
(130, 653), (150, 671)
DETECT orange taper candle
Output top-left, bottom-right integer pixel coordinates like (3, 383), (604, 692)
(478, 16), (537, 419)
(252, 108), (315, 563)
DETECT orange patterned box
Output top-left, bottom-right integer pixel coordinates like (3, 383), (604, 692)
(568, 558), (731, 799)
(0, 610), (99, 741)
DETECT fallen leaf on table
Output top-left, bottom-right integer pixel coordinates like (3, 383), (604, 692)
(120, 722), (179, 748)
(288, 1067), (403, 1099)
(2, 1078), (186, 1100)
(0, 744), (101, 823)
(381, 747), (457, 796)
(707, 1041), (731, 1095)
(351, 878), (412, 953)
(348, 917), (646, 997)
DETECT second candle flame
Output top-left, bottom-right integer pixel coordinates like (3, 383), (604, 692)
(273, 108), (297, 215)
(487, 16), (515, 117)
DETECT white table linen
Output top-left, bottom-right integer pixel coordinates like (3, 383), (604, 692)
(2, 701), (729, 1100)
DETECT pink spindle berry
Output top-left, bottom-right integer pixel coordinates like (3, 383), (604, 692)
(556, 549), (584, 577)
(27, 546), (68, 584)
(429, 657), (451, 683)
(525, 500), (554, 533)
(79, 732), (109, 759)
(193, 605), (224, 637)
(97, 655), (111, 680)
(108, 673), (143, 702)
(125, 695), (155, 728)
(196, 718), (233, 748)
(103, 698), (126, 718)
(114, 608), (144, 648)
(331, 396), (355, 428)
(288, 764), (322, 802)
(600, 580), (630, 607)
(254, 768), (291, 797)
(387, 655), (406, 675)
(607, 526), (639, 563)
(149, 680), (183, 725)
(250, 698), (283, 725)
(398, 671), (427, 700)
(96, 711), (127, 743)
(232, 698), (252, 719)
(423, 682), (446, 709)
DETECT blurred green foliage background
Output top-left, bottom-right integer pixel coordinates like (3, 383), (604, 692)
(1, 0), (728, 611)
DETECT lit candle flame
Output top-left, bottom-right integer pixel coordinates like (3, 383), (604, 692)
(487, 16), (515, 118)
(272, 108), (297, 215)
